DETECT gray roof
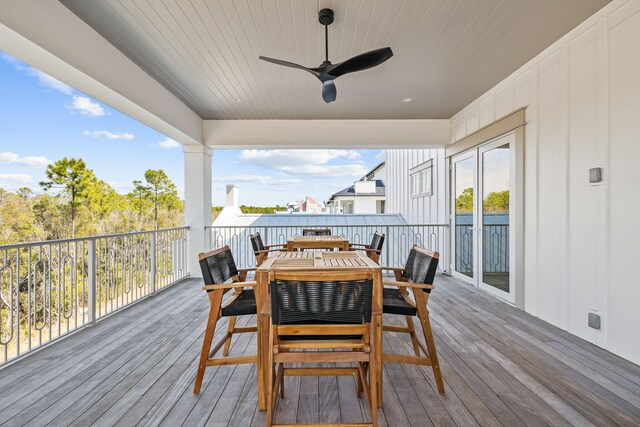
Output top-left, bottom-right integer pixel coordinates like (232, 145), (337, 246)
(212, 212), (406, 227)
(330, 180), (385, 199)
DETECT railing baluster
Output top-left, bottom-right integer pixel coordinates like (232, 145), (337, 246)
(88, 239), (96, 326)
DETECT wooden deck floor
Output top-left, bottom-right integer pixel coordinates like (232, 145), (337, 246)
(0, 275), (639, 426)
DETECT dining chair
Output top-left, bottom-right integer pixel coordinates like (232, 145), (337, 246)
(265, 270), (378, 427)
(301, 228), (332, 236)
(250, 232), (286, 266)
(193, 246), (258, 394)
(380, 245), (445, 394)
(349, 231), (385, 263)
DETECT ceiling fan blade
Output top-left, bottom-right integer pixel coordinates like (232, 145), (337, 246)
(258, 56), (321, 78)
(322, 80), (337, 103)
(327, 47), (393, 77)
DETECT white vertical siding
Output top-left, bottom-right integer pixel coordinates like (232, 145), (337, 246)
(385, 148), (447, 225)
(447, 0), (640, 364)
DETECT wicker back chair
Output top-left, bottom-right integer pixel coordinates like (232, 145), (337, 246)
(266, 271), (378, 427)
(380, 245), (444, 394)
(302, 228), (332, 236)
(193, 246), (258, 394)
(249, 232), (286, 266)
(349, 231), (385, 263)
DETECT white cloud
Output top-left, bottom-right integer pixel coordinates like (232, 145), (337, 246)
(1, 52), (73, 95)
(157, 138), (180, 149)
(239, 149), (361, 168)
(0, 151), (50, 168)
(83, 130), (134, 140)
(238, 149), (365, 177)
(376, 150), (385, 161)
(213, 175), (301, 185)
(278, 164), (368, 177)
(0, 173), (32, 190)
(33, 71), (73, 95)
(67, 96), (105, 118)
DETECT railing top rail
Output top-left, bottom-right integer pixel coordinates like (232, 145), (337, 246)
(205, 224), (450, 229)
(0, 226), (190, 250)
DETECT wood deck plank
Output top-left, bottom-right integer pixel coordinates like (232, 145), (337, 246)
(0, 276), (638, 427)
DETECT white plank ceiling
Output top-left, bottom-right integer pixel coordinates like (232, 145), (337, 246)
(60, 0), (610, 120)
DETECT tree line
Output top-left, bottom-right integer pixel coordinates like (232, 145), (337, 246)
(0, 157), (183, 244)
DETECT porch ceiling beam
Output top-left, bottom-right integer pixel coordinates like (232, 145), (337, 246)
(203, 120), (451, 149)
(0, 0), (203, 146)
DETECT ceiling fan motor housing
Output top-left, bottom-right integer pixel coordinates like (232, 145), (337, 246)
(318, 8), (334, 26)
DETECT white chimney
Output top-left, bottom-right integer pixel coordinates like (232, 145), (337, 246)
(226, 184), (239, 207)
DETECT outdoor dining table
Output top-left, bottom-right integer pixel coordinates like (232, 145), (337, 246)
(254, 250), (384, 410)
(286, 235), (350, 252)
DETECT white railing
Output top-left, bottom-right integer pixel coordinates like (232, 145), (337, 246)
(205, 224), (449, 271)
(0, 227), (189, 366)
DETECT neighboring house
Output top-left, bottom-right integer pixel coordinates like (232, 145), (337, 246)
(327, 162), (386, 214)
(287, 196), (323, 214)
(212, 184), (411, 267)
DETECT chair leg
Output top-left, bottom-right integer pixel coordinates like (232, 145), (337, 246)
(266, 330), (275, 427)
(223, 315), (237, 357)
(415, 298), (445, 394)
(369, 327), (378, 427)
(405, 316), (421, 356)
(194, 290), (223, 394)
(357, 363), (364, 398)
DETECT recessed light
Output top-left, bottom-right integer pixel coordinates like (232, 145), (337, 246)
(402, 97), (412, 103)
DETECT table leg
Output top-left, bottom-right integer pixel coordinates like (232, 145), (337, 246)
(372, 269), (383, 407)
(256, 271), (268, 411)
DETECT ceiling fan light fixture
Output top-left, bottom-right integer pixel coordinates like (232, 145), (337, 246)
(258, 8), (393, 103)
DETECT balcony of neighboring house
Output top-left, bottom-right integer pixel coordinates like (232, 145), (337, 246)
(2, 0), (640, 426)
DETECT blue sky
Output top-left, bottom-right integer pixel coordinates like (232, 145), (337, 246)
(0, 51), (384, 206)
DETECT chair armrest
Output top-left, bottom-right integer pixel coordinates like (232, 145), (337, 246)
(380, 266), (404, 273)
(265, 244), (286, 249)
(349, 243), (368, 248)
(254, 249), (283, 254)
(383, 280), (434, 290)
(350, 247), (380, 253)
(380, 266), (406, 281)
(202, 280), (258, 291)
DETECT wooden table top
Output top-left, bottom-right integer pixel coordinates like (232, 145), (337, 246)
(287, 235), (348, 242)
(257, 250), (379, 271)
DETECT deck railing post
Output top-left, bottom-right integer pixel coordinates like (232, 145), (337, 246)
(87, 238), (97, 326)
(385, 225), (390, 267)
(150, 231), (157, 294)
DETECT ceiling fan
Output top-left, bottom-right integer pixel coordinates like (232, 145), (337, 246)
(259, 8), (393, 103)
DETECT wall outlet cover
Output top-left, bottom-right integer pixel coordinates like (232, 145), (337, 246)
(588, 312), (601, 330)
(589, 167), (603, 183)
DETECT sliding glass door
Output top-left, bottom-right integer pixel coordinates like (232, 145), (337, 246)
(451, 132), (516, 303)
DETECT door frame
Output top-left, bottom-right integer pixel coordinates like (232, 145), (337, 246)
(447, 128), (524, 308)
(450, 150), (478, 285)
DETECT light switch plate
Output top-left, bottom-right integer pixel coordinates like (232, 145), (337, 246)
(589, 167), (602, 183)
(588, 313), (601, 330)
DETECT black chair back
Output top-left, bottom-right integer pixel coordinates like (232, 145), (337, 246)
(402, 246), (439, 291)
(302, 228), (331, 236)
(199, 247), (239, 287)
(270, 277), (372, 325)
(250, 232), (265, 253)
(369, 232), (385, 251)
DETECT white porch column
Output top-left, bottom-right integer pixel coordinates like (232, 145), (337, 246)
(183, 144), (212, 278)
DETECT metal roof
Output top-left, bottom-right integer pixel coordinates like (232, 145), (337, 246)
(212, 212), (406, 227)
(329, 180), (386, 200)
